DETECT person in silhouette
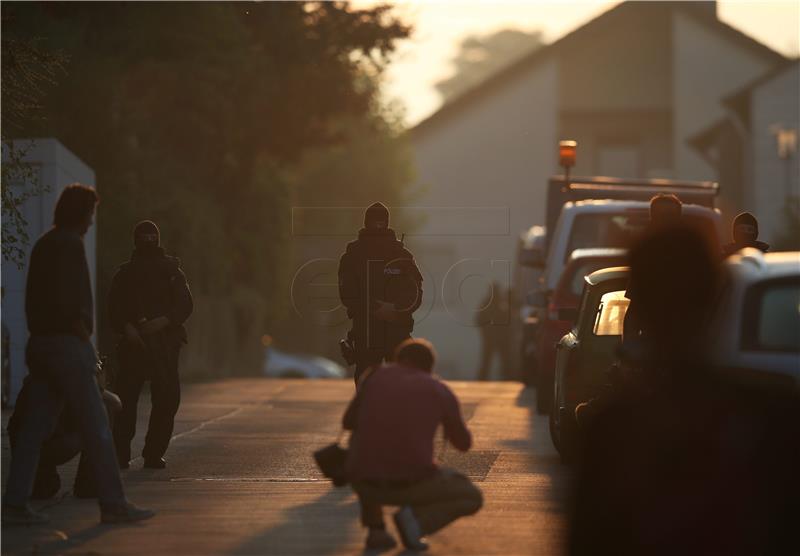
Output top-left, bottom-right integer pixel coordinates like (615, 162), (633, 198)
(338, 203), (423, 385)
(110, 220), (193, 470)
(2, 184), (154, 525)
(476, 281), (511, 380)
(722, 211), (770, 256)
(569, 224), (800, 556)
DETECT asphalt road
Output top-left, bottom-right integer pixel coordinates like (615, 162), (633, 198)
(1, 378), (569, 555)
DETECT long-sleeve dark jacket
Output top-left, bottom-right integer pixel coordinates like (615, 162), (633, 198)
(108, 247), (193, 343)
(26, 227), (94, 336)
(337, 227), (423, 333)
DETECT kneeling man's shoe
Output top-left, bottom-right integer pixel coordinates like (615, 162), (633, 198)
(2, 504), (49, 525)
(101, 501), (155, 524)
(366, 528), (398, 550)
(143, 457), (166, 469)
(393, 506), (429, 551)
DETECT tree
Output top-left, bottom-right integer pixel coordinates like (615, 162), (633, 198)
(435, 28), (544, 103)
(2, 2), (413, 374)
(1, 10), (66, 266)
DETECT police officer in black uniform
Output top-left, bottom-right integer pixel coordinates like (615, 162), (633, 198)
(722, 211), (770, 257)
(109, 221), (193, 469)
(338, 203), (423, 385)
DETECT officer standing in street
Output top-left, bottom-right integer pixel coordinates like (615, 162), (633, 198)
(338, 203), (423, 385)
(109, 220), (193, 469)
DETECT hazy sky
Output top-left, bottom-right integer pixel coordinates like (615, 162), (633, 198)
(364, 1), (800, 127)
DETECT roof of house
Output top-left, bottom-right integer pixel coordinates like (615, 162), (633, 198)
(723, 59), (800, 125)
(690, 59), (799, 147)
(411, 1), (787, 139)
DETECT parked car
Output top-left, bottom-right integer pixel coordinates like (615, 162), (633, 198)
(709, 249), (800, 389)
(263, 347), (346, 379)
(542, 199), (722, 293)
(516, 225), (547, 385)
(534, 248), (627, 413)
(550, 266), (630, 461)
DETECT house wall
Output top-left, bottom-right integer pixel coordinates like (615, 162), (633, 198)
(410, 60), (558, 378)
(556, 2), (673, 178)
(672, 10), (775, 181)
(1, 139), (96, 405)
(750, 64), (800, 244)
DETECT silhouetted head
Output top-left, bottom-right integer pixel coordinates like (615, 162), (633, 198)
(394, 338), (436, 373)
(53, 183), (98, 237)
(628, 225), (720, 367)
(364, 202), (389, 230)
(649, 194), (682, 228)
(134, 220), (160, 249)
(732, 211), (759, 244)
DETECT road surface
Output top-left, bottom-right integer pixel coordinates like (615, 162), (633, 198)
(2, 378), (569, 555)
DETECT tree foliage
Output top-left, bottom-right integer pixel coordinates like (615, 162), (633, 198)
(2, 2), (413, 373)
(435, 28), (544, 103)
(1, 10), (66, 266)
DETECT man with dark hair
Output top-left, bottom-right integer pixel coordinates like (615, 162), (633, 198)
(623, 194), (683, 344)
(110, 220), (193, 470)
(2, 184), (154, 525)
(569, 226), (800, 555)
(343, 338), (482, 551)
(338, 202), (423, 384)
(648, 193), (682, 228)
(722, 211), (770, 256)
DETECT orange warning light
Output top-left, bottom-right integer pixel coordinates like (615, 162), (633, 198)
(559, 140), (577, 169)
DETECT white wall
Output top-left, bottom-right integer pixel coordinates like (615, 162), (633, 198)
(750, 64), (800, 244)
(1, 139), (96, 404)
(410, 59), (558, 378)
(672, 10), (776, 181)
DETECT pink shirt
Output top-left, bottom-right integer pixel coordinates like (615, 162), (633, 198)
(343, 363), (472, 482)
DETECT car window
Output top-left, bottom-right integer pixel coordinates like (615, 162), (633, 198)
(753, 283), (800, 353)
(568, 259), (625, 297)
(593, 290), (630, 336)
(565, 214), (647, 262)
(565, 212), (718, 262)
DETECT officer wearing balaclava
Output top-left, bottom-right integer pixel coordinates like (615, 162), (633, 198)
(723, 212), (770, 256)
(108, 221), (193, 469)
(338, 203), (423, 385)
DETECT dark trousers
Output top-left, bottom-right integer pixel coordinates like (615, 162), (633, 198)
(113, 337), (181, 463)
(353, 469), (483, 534)
(3, 335), (126, 510)
(9, 376), (122, 499)
(352, 323), (411, 386)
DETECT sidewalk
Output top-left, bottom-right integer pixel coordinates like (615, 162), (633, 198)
(1, 378), (568, 555)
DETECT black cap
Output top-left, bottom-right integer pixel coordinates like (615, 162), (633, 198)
(134, 220), (160, 248)
(364, 202), (389, 229)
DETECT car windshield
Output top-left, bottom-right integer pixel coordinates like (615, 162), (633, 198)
(565, 212), (718, 262)
(593, 290), (630, 336)
(754, 282), (800, 352)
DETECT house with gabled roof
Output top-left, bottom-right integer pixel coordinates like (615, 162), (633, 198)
(690, 60), (799, 247)
(405, 1), (787, 378)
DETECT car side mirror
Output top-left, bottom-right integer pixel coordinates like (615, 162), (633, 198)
(558, 307), (578, 322)
(519, 247), (546, 268)
(526, 291), (548, 308)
